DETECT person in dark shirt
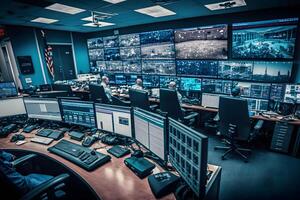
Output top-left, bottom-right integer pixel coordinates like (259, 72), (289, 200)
(0, 150), (53, 194)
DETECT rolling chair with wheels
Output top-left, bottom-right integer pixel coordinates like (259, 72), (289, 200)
(214, 96), (263, 162)
(129, 89), (158, 111)
(89, 84), (111, 104)
(0, 153), (70, 200)
(159, 88), (198, 126)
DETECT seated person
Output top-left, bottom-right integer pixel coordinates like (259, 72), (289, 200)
(0, 150), (53, 194)
(131, 78), (143, 90)
(168, 81), (182, 104)
(100, 76), (112, 101)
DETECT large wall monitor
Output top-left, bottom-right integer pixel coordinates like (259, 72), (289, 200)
(175, 24), (228, 59)
(235, 82), (271, 99)
(202, 79), (232, 94)
(232, 18), (298, 59)
(24, 98), (62, 121)
(142, 60), (175, 75)
(168, 118), (208, 199)
(218, 61), (253, 80)
(179, 77), (202, 91)
(0, 97), (26, 118)
(95, 104), (132, 138)
(142, 75), (159, 88)
(60, 99), (96, 127)
(176, 60), (218, 77)
(133, 108), (167, 161)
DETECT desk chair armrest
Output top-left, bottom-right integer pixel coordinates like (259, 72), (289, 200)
(13, 154), (38, 168)
(150, 104), (159, 110)
(254, 120), (264, 131)
(183, 112), (199, 120)
(21, 173), (70, 200)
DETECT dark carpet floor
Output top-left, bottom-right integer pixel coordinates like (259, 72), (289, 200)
(207, 135), (300, 200)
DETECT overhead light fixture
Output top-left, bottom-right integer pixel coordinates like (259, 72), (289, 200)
(205, 0), (246, 11)
(45, 3), (85, 14)
(31, 17), (58, 24)
(81, 16), (93, 21)
(135, 5), (176, 17)
(103, 0), (126, 4)
(83, 22), (115, 27)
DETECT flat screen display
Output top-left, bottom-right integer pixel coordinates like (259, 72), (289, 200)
(140, 29), (174, 45)
(218, 61), (253, 80)
(87, 37), (103, 49)
(142, 60), (176, 75)
(103, 35), (119, 48)
(88, 49), (104, 61)
(142, 75), (159, 88)
(104, 48), (120, 61)
(119, 34), (140, 47)
(252, 61), (292, 82)
(284, 84), (300, 103)
(179, 77), (202, 91)
(175, 24), (228, 59)
(106, 61), (123, 73)
(120, 47), (141, 60)
(232, 18), (298, 59)
(123, 60), (142, 74)
(176, 60), (218, 77)
(141, 43), (175, 59)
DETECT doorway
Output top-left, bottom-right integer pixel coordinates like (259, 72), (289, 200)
(51, 45), (76, 81)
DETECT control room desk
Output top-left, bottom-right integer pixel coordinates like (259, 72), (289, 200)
(0, 132), (221, 200)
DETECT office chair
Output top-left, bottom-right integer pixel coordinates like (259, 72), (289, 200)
(159, 88), (198, 126)
(214, 96), (264, 162)
(89, 84), (111, 104)
(111, 96), (131, 107)
(129, 89), (158, 111)
(0, 153), (70, 200)
(52, 84), (73, 96)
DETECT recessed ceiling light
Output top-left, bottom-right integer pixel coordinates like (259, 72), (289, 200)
(31, 17), (58, 24)
(81, 16), (93, 21)
(45, 3), (85, 15)
(135, 5), (176, 17)
(205, 0), (246, 11)
(103, 0), (126, 4)
(83, 22), (115, 27)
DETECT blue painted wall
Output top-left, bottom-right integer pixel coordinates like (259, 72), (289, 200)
(7, 26), (89, 88)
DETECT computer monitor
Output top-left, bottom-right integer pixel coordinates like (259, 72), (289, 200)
(0, 82), (18, 98)
(115, 74), (126, 85)
(201, 93), (223, 108)
(179, 77), (201, 91)
(284, 84), (300, 103)
(242, 98), (269, 113)
(202, 79), (232, 94)
(95, 104), (132, 138)
(60, 99), (96, 127)
(235, 82), (270, 99)
(126, 75), (141, 86)
(168, 118), (208, 199)
(0, 97), (26, 118)
(270, 84), (285, 102)
(159, 76), (178, 88)
(133, 108), (167, 161)
(23, 98), (62, 121)
(142, 75), (159, 88)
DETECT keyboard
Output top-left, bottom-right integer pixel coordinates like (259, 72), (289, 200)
(107, 145), (130, 158)
(68, 131), (85, 141)
(48, 139), (111, 171)
(31, 136), (54, 145)
(37, 129), (64, 140)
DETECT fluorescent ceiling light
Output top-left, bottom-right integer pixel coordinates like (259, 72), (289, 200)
(31, 17), (58, 24)
(135, 5), (176, 18)
(46, 3), (85, 14)
(83, 22), (115, 27)
(205, 0), (247, 11)
(81, 16), (93, 21)
(103, 0), (126, 4)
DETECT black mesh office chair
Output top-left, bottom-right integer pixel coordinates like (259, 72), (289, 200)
(0, 153), (70, 200)
(89, 84), (111, 104)
(129, 89), (158, 111)
(159, 88), (198, 126)
(214, 96), (264, 162)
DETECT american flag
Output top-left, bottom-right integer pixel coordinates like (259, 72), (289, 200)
(41, 30), (54, 79)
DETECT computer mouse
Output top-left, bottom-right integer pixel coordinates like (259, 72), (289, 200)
(131, 150), (144, 158)
(10, 134), (25, 143)
(82, 136), (96, 147)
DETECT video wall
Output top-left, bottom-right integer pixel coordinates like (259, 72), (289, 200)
(87, 18), (298, 84)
